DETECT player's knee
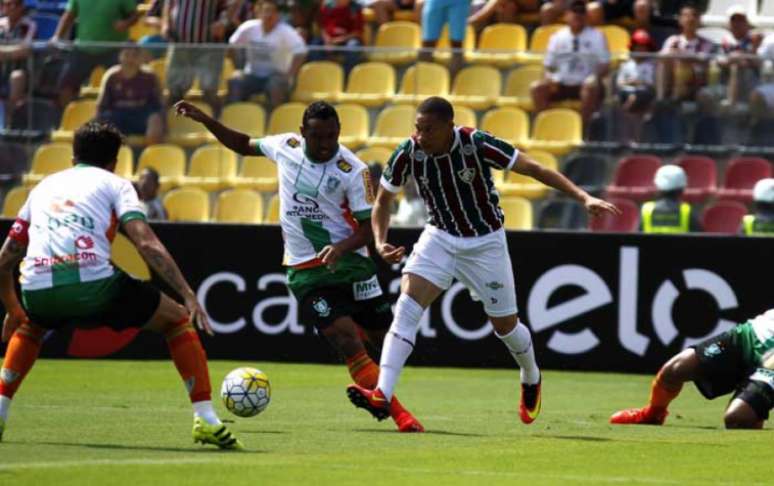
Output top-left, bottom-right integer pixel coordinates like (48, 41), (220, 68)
(660, 350), (696, 383)
(724, 408), (760, 429)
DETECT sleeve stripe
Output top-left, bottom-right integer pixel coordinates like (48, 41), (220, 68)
(352, 209), (372, 221)
(250, 138), (265, 156)
(483, 141), (512, 160)
(505, 149), (519, 172)
(120, 211), (147, 224)
(380, 177), (401, 193)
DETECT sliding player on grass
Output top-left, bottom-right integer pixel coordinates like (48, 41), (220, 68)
(0, 122), (242, 448)
(175, 100), (423, 432)
(612, 308), (774, 428)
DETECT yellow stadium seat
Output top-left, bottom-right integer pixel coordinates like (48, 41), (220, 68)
(394, 62), (450, 104)
(136, 143), (186, 191)
(146, 58), (166, 88)
(600, 24), (630, 63)
(291, 61), (344, 103)
(184, 144), (238, 191)
(454, 105), (477, 128)
(447, 65), (501, 110)
(524, 108), (582, 155)
(519, 23), (563, 64)
(51, 100), (97, 143)
(433, 24), (476, 64)
(265, 193), (280, 223)
(369, 21), (421, 65)
(214, 103), (266, 142)
(81, 65), (106, 97)
(497, 65), (544, 111)
(369, 104), (415, 148)
(338, 62), (396, 107)
(111, 233), (151, 280)
(356, 147), (394, 167)
(214, 189), (264, 224)
(468, 23), (527, 66)
(189, 57), (234, 99)
(2, 186), (29, 217)
(500, 196), (533, 230)
(163, 188), (210, 222)
(480, 107), (529, 146)
(129, 17), (160, 42)
(114, 145), (134, 179)
(233, 156), (278, 192)
(337, 103), (369, 148)
(498, 149), (557, 199)
(166, 101), (212, 147)
(267, 102), (305, 135)
(23, 143), (73, 186)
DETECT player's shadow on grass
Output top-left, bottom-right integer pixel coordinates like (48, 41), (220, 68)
(353, 428), (484, 437)
(539, 434), (614, 443)
(21, 440), (266, 454)
(238, 430), (287, 435)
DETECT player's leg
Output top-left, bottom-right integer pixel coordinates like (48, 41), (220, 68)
(724, 397), (764, 429)
(724, 362), (774, 429)
(0, 321), (46, 440)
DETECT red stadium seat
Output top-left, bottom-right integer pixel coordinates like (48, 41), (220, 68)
(588, 197), (640, 232)
(701, 200), (748, 234)
(605, 155), (662, 202)
(717, 157), (772, 203)
(674, 155), (717, 203)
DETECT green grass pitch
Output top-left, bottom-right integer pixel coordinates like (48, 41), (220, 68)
(0, 359), (771, 485)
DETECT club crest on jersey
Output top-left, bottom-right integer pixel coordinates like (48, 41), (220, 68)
(458, 167), (476, 184)
(286, 137), (300, 148)
(414, 150), (427, 161)
(312, 298), (331, 317)
(337, 159), (352, 173)
(325, 176), (341, 193)
(462, 144), (475, 156)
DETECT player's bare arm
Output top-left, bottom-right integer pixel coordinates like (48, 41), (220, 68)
(174, 100), (253, 155)
(512, 154), (621, 217)
(0, 237), (28, 342)
(371, 187), (405, 264)
(122, 219), (213, 335)
(318, 221), (373, 269)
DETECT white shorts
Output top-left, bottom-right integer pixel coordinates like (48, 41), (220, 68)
(403, 225), (518, 317)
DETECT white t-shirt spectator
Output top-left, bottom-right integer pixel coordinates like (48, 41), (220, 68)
(616, 59), (656, 87)
(544, 26), (610, 86)
(758, 33), (774, 59)
(659, 34), (714, 56)
(229, 20), (308, 78)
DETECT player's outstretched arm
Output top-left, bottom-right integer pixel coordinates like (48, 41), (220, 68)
(371, 187), (405, 263)
(0, 237), (28, 342)
(512, 154), (621, 217)
(173, 100), (253, 156)
(122, 219), (213, 335)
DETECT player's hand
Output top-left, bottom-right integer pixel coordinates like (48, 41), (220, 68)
(174, 100), (209, 123)
(377, 242), (405, 264)
(185, 297), (214, 336)
(317, 244), (344, 270)
(2, 306), (28, 343)
(584, 195), (621, 218)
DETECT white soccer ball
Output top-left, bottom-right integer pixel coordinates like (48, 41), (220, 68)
(220, 367), (271, 418)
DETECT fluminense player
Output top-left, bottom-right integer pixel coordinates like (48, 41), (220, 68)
(0, 122), (242, 449)
(347, 96), (620, 427)
(175, 100), (423, 432)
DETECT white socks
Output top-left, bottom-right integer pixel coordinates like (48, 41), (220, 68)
(193, 400), (221, 426)
(0, 395), (10, 422)
(377, 294), (424, 401)
(496, 322), (541, 385)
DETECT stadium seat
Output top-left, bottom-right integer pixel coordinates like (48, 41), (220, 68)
(674, 155), (718, 203)
(265, 193), (280, 223)
(497, 65), (543, 111)
(80, 65), (106, 98)
(129, 16), (160, 41)
(163, 188), (210, 222)
(233, 156), (278, 192)
(31, 13), (59, 40)
(480, 107), (529, 146)
(23, 143), (73, 186)
(146, 58), (167, 88)
(702, 0), (756, 27)
(599, 25), (629, 63)
(336, 103), (370, 148)
(433, 24), (476, 64)
(701, 200), (748, 234)
(267, 102), (305, 135)
(369, 21), (421, 65)
(51, 99), (97, 143)
(717, 157), (772, 203)
(136, 144), (186, 191)
(184, 144), (238, 191)
(500, 196), (533, 230)
(605, 154), (661, 201)
(188, 57), (234, 99)
(369, 104), (415, 148)
(589, 197), (639, 232)
(114, 146), (134, 179)
(561, 153), (609, 196)
(216, 102), (266, 140)
(467, 23), (527, 66)
(291, 61), (344, 103)
(537, 198), (588, 230)
(447, 65), (501, 111)
(166, 101), (212, 147)
(2, 186), (29, 217)
(454, 105), (477, 128)
(524, 108), (582, 155)
(498, 150), (556, 199)
(394, 62), (450, 104)
(214, 189), (263, 224)
(338, 62), (396, 107)
(356, 147), (394, 166)
(519, 23), (563, 64)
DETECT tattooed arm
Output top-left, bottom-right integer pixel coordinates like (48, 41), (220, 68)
(0, 237), (29, 342)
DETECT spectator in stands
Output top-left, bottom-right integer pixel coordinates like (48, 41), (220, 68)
(367, 0), (419, 24)
(468, 0), (537, 32)
(137, 0), (165, 61)
(615, 29), (657, 142)
(587, 0), (650, 27)
(739, 178), (774, 236)
(310, 0), (364, 73)
(750, 32), (774, 120)
(639, 165), (701, 233)
(391, 176), (427, 227)
(52, 0), (139, 109)
(0, 0), (36, 125)
(163, 0), (237, 112)
(656, 4), (715, 103)
(97, 46), (164, 145)
(227, 0), (307, 108)
(135, 167), (167, 221)
(531, 0), (610, 124)
(419, 0), (470, 75)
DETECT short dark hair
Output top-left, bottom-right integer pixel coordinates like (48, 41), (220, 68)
(417, 96), (454, 122)
(679, 3), (698, 15)
(140, 166), (160, 184)
(73, 121), (123, 168)
(302, 101), (340, 128)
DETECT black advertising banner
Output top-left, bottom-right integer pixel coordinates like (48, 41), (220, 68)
(1, 219), (773, 373)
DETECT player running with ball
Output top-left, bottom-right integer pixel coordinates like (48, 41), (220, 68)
(347, 97), (620, 426)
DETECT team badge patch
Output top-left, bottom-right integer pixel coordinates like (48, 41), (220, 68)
(286, 137), (300, 148)
(458, 167), (476, 183)
(312, 298), (331, 317)
(325, 176), (341, 193)
(337, 160), (352, 173)
(462, 144), (475, 156)
(414, 150), (427, 161)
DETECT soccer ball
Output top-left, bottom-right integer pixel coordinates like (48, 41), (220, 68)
(220, 367), (271, 418)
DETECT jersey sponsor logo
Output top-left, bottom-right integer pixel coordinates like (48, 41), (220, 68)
(286, 137), (300, 148)
(486, 281), (504, 290)
(312, 297), (331, 317)
(288, 193), (324, 219)
(325, 176), (341, 193)
(353, 274), (383, 301)
(33, 251), (98, 271)
(458, 167), (476, 184)
(75, 235), (95, 250)
(337, 160), (352, 173)
(362, 171), (375, 204)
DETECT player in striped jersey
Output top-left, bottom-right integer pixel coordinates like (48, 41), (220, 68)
(347, 96), (620, 427)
